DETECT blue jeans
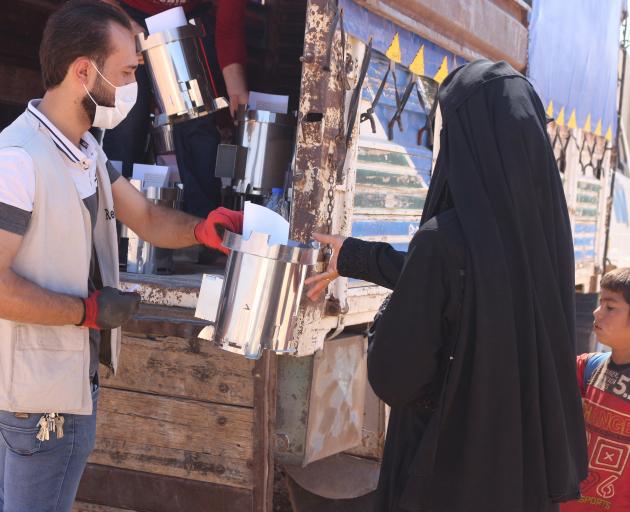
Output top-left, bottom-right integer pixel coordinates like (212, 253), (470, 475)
(0, 379), (99, 512)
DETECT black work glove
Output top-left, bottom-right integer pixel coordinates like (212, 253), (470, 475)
(77, 286), (141, 329)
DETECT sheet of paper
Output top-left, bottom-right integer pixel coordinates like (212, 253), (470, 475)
(156, 154), (181, 184)
(243, 201), (289, 246)
(132, 163), (170, 190)
(248, 91), (289, 114)
(146, 6), (188, 35)
(195, 274), (224, 322)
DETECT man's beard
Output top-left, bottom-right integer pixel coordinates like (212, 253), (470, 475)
(81, 74), (114, 125)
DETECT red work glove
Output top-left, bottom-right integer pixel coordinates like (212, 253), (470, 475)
(194, 207), (244, 255)
(78, 286), (141, 330)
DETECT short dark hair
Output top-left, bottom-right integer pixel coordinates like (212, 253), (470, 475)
(601, 268), (630, 307)
(40, 0), (132, 89)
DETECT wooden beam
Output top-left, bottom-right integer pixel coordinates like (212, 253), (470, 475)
(101, 333), (255, 407)
(77, 464), (253, 512)
(90, 387), (255, 488)
(73, 503), (137, 512)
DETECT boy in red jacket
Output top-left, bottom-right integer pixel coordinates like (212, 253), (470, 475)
(562, 268), (630, 510)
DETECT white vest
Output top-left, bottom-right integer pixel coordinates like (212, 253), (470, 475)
(0, 112), (120, 415)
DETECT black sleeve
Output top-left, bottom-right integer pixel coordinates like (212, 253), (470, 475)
(0, 202), (31, 235)
(106, 160), (122, 184)
(367, 229), (446, 408)
(337, 237), (407, 289)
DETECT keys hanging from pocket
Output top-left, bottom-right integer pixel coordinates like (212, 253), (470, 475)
(36, 415), (50, 442)
(53, 414), (64, 439)
(36, 413), (65, 442)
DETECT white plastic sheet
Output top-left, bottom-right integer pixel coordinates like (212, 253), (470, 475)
(145, 6), (188, 35)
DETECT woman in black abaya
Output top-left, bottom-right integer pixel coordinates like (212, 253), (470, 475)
(305, 60), (587, 512)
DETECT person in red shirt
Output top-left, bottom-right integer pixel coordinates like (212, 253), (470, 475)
(113, 0), (248, 114)
(101, 0), (247, 229)
(562, 268), (630, 511)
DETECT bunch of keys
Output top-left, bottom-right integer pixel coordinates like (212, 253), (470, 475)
(36, 413), (65, 442)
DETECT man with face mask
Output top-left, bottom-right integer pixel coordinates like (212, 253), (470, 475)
(0, 2), (241, 511)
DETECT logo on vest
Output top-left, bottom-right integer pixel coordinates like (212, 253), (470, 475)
(104, 208), (115, 220)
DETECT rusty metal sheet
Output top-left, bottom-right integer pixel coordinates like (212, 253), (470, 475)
(275, 334), (369, 467)
(289, 0), (363, 356)
(344, 373), (386, 460)
(303, 334), (367, 465)
(285, 453), (379, 500)
(275, 353), (314, 466)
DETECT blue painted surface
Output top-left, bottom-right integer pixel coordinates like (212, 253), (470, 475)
(575, 223), (598, 234)
(352, 220), (418, 237)
(391, 243), (410, 252)
(574, 237), (595, 247)
(359, 53), (435, 185)
(338, 0), (602, 272)
(339, 0), (466, 76)
(575, 249), (597, 261)
(339, 0), (464, 184)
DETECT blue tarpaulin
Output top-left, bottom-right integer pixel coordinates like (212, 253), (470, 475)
(528, 0), (623, 140)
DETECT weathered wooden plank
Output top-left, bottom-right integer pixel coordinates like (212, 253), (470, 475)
(357, 147), (414, 167)
(73, 503), (136, 512)
(356, 169), (425, 189)
(97, 388), (254, 458)
(90, 437), (253, 489)
(91, 388), (255, 488)
(101, 334), (255, 407)
(253, 351), (277, 512)
(77, 464), (254, 512)
(353, 191), (425, 211)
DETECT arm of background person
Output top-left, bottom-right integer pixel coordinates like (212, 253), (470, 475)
(0, 229), (84, 325)
(216, 0), (248, 115)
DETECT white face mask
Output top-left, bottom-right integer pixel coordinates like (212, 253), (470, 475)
(83, 61), (138, 129)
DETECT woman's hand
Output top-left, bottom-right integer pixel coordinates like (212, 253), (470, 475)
(305, 233), (347, 301)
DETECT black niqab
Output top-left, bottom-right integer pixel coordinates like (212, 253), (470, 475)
(406, 60), (588, 510)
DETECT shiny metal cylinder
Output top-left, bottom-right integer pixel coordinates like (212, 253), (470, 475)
(233, 110), (296, 195)
(151, 120), (175, 154)
(126, 185), (183, 274)
(213, 231), (319, 359)
(136, 22), (228, 124)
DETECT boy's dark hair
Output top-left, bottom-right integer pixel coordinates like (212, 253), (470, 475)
(40, 0), (132, 89)
(601, 268), (630, 306)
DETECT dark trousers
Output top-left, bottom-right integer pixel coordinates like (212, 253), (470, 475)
(173, 116), (222, 218)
